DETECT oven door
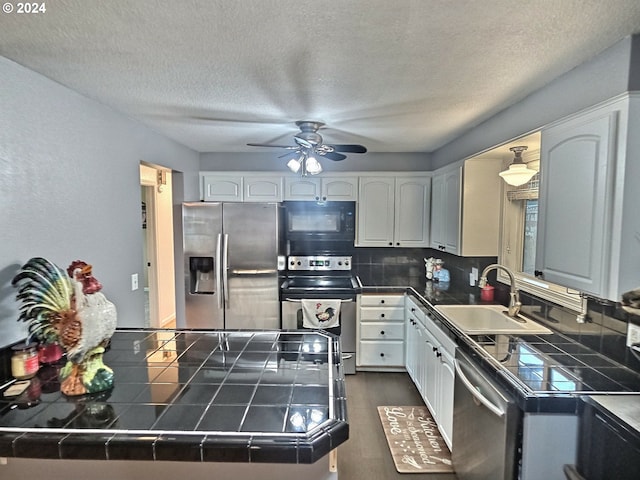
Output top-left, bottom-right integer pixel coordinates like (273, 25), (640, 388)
(281, 297), (356, 374)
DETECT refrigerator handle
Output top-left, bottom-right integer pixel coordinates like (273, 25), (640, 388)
(216, 233), (223, 309)
(223, 233), (229, 304)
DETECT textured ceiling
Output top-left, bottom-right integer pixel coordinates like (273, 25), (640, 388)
(1, 0), (639, 153)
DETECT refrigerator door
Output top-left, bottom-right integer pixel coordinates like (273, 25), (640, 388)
(183, 203), (224, 329)
(222, 203), (282, 329)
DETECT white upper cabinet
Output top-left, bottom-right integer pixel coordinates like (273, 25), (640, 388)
(322, 177), (359, 201)
(430, 166), (461, 254)
(357, 175), (431, 247)
(430, 158), (502, 256)
(356, 177), (395, 246)
(394, 177), (432, 247)
(202, 173), (283, 202)
(536, 94), (640, 300)
(202, 174), (243, 202)
(243, 176), (283, 202)
(284, 176), (358, 201)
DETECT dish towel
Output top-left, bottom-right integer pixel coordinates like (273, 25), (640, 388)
(301, 299), (341, 329)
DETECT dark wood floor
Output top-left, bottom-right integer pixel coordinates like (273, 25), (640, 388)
(338, 372), (458, 480)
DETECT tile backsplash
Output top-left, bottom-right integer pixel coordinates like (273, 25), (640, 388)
(352, 247), (497, 289)
(515, 289), (640, 374)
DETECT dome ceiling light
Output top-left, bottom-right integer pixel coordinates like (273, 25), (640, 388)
(499, 146), (537, 186)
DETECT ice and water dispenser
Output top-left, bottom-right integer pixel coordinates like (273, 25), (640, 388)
(188, 256), (215, 294)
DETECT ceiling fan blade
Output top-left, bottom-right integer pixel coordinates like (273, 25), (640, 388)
(327, 144), (367, 154)
(321, 151), (347, 161)
(247, 143), (298, 149)
(278, 150), (301, 160)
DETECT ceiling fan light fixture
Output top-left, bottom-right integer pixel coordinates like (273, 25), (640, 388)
(305, 154), (322, 175)
(499, 146), (537, 186)
(248, 120), (366, 175)
(287, 157), (302, 173)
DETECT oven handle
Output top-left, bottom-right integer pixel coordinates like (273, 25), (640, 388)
(283, 298), (354, 303)
(454, 359), (505, 418)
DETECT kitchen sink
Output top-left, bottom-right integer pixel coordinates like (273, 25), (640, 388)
(434, 304), (552, 335)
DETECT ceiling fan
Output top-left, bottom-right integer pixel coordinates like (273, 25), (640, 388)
(247, 121), (367, 175)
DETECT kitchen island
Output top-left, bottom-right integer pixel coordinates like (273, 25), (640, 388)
(0, 329), (348, 480)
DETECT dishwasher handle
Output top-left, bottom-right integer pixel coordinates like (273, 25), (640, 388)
(454, 359), (505, 418)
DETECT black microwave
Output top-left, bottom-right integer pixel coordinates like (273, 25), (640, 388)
(283, 201), (356, 242)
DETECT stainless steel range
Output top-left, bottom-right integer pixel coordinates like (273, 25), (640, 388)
(280, 255), (359, 374)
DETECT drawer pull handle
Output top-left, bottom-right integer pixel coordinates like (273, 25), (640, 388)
(380, 299), (385, 304)
(380, 330), (385, 335)
(380, 353), (385, 357)
(380, 313), (385, 318)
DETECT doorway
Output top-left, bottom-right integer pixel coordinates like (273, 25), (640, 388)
(140, 164), (176, 329)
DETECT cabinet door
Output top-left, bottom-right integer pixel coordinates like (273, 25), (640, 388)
(430, 168), (460, 253)
(438, 349), (455, 450)
(356, 177), (395, 247)
(283, 177), (322, 200)
(405, 321), (417, 383)
(443, 168), (461, 254)
(536, 111), (616, 296)
(422, 327), (439, 416)
(394, 177), (431, 247)
(202, 175), (243, 201)
(244, 176), (283, 202)
(322, 177), (358, 201)
(430, 174), (445, 249)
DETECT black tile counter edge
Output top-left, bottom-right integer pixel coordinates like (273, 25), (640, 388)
(362, 285), (632, 414)
(0, 421), (349, 463)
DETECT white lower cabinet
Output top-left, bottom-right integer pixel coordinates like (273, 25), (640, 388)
(404, 296), (455, 450)
(357, 294), (405, 370)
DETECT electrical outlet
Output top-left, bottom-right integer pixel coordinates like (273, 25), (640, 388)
(131, 273), (139, 291)
(626, 322), (640, 347)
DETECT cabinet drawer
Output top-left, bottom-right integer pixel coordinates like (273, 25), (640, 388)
(360, 295), (404, 307)
(360, 322), (405, 340)
(360, 306), (404, 322)
(359, 341), (405, 366)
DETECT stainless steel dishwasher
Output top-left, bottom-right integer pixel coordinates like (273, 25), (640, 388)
(452, 349), (521, 480)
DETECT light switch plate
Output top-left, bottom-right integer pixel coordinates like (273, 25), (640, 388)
(626, 322), (640, 347)
(131, 273), (139, 291)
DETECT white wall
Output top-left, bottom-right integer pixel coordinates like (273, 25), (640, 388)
(431, 35), (638, 169)
(199, 151), (432, 172)
(0, 57), (200, 348)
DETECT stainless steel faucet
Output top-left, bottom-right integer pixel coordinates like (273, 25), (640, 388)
(478, 263), (522, 317)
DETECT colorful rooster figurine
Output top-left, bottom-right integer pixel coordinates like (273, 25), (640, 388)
(12, 257), (117, 396)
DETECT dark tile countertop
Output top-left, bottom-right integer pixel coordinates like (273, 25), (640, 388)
(0, 330), (348, 463)
(361, 278), (640, 414)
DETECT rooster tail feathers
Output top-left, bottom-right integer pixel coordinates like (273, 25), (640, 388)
(12, 257), (72, 325)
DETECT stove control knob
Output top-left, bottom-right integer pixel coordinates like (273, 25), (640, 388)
(345, 259), (350, 265)
(297, 261), (302, 266)
(338, 261), (343, 266)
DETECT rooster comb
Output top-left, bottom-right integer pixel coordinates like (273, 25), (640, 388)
(67, 260), (89, 277)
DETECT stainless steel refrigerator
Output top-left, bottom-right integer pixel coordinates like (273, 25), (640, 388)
(182, 202), (284, 329)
